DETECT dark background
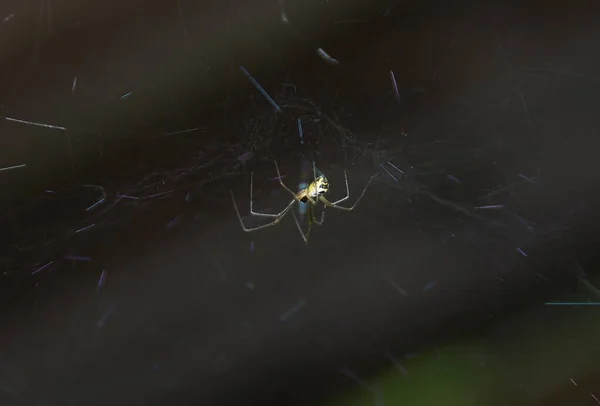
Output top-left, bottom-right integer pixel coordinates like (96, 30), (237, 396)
(2, 0), (600, 405)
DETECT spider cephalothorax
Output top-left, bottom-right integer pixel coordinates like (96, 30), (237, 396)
(230, 160), (377, 243)
(303, 175), (329, 202)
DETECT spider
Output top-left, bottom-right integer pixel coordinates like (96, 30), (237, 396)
(230, 160), (378, 243)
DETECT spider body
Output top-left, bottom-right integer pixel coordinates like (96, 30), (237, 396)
(299, 175), (329, 202)
(230, 160), (377, 243)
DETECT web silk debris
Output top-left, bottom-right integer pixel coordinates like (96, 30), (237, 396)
(240, 65), (282, 112)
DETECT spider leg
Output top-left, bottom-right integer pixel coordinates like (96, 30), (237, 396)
(274, 160), (299, 199)
(291, 206), (312, 243)
(290, 198), (323, 244)
(274, 160), (320, 205)
(308, 199), (326, 226)
(230, 190), (296, 232)
(329, 171), (350, 205)
(248, 172), (291, 217)
(318, 173), (378, 211)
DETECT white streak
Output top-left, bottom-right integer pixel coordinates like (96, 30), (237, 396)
(317, 48), (340, 65)
(32, 261), (53, 275)
(383, 350), (408, 376)
(97, 270), (107, 292)
(384, 277), (407, 296)
(278, 0), (288, 24)
(474, 205), (504, 210)
(297, 118), (304, 144)
(447, 174), (462, 184)
(518, 173), (541, 186)
(279, 299), (306, 321)
(3, 13), (15, 24)
(423, 280), (437, 291)
(380, 164), (398, 182)
(1, 116), (66, 131)
(64, 255), (91, 262)
(74, 224), (95, 234)
(389, 70), (400, 102)
(0, 164), (26, 173)
(86, 198), (105, 212)
(163, 127), (204, 136)
(387, 161), (404, 174)
(240, 65), (281, 112)
(85, 184), (107, 212)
